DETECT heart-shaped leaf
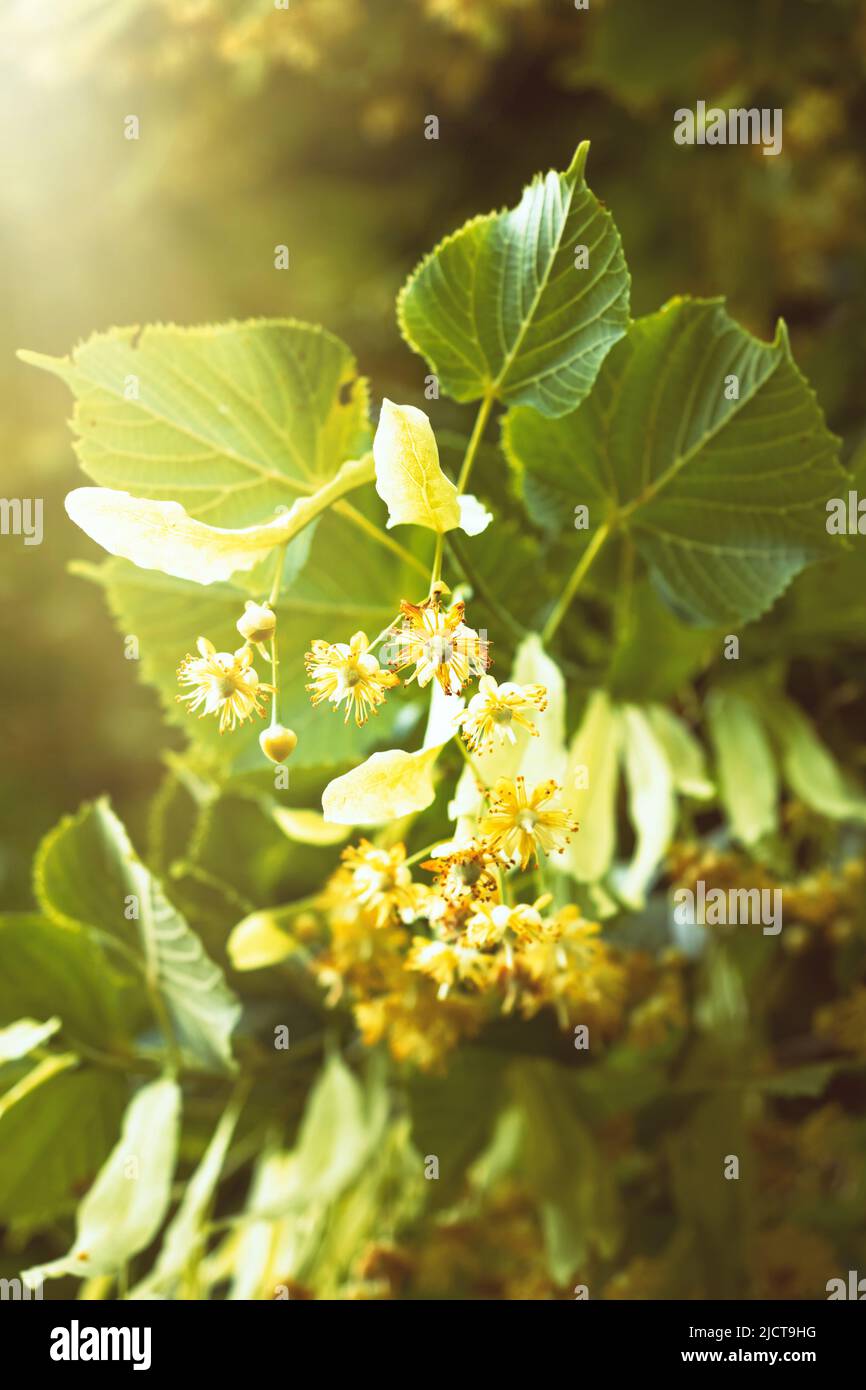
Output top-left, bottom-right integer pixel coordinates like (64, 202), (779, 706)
(398, 141), (630, 416)
(505, 298), (846, 625)
(21, 319), (370, 524)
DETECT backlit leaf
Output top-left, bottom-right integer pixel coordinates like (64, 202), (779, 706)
(616, 705), (676, 908)
(21, 319), (370, 525)
(24, 1076), (181, 1285)
(398, 142), (630, 416)
(559, 691), (621, 883)
(770, 697), (866, 823)
(373, 399), (460, 532)
(707, 689), (779, 846)
(505, 298), (846, 625)
(0, 1016), (61, 1063)
(322, 744), (444, 825)
(64, 455), (374, 584)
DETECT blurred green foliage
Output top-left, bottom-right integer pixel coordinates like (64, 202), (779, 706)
(2, 0), (866, 1302)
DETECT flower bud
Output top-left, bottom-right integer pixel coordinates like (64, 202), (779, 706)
(237, 601), (276, 644)
(259, 724), (298, 764)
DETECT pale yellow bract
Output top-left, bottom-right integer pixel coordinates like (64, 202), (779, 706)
(322, 745), (445, 825)
(373, 398), (461, 533)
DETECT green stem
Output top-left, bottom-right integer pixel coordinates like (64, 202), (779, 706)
(367, 618), (400, 654)
(171, 860), (256, 917)
(496, 866), (510, 906)
(616, 533), (635, 642)
(268, 543), (287, 607)
(267, 543), (286, 725)
(146, 972), (181, 1076)
(430, 532), (444, 594)
(453, 731), (491, 791)
(269, 633), (280, 725)
(457, 393), (494, 495)
(336, 500), (429, 580)
(405, 838), (450, 868)
(444, 531), (528, 641)
(541, 521), (612, 646)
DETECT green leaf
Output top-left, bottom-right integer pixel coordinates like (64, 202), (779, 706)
(607, 581), (716, 702)
(248, 1054), (375, 1221)
(504, 298), (845, 625)
(75, 506), (413, 773)
(130, 1091), (243, 1298)
(220, 1058), (391, 1301)
(398, 141), (630, 416)
(36, 800), (242, 1073)
(617, 704), (676, 909)
(0, 1056), (126, 1225)
(0, 914), (141, 1051)
(645, 705), (714, 799)
(707, 690), (779, 847)
(0, 1016), (61, 1063)
(290, 1053), (373, 1206)
(753, 1063), (840, 1098)
(21, 320), (370, 527)
(408, 1048), (507, 1203)
(24, 1076), (182, 1284)
(301, 1119), (426, 1298)
(559, 690), (621, 883)
(509, 1060), (621, 1281)
(770, 697), (866, 823)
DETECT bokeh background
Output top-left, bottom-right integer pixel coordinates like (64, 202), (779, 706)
(2, 0), (866, 903)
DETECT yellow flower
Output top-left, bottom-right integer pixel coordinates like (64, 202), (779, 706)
(464, 896), (552, 948)
(355, 985), (483, 1071)
(305, 631), (399, 726)
(457, 675), (547, 752)
(479, 776), (577, 870)
(390, 595), (488, 695)
(406, 937), (496, 996)
(177, 637), (273, 733)
(462, 902), (513, 949)
(340, 840), (417, 928)
(421, 841), (500, 906)
(516, 909), (625, 1029)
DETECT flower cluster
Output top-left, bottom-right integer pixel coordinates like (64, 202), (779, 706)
(303, 835), (687, 1070)
(304, 586), (490, 727)
(176, 600), (298, 763)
